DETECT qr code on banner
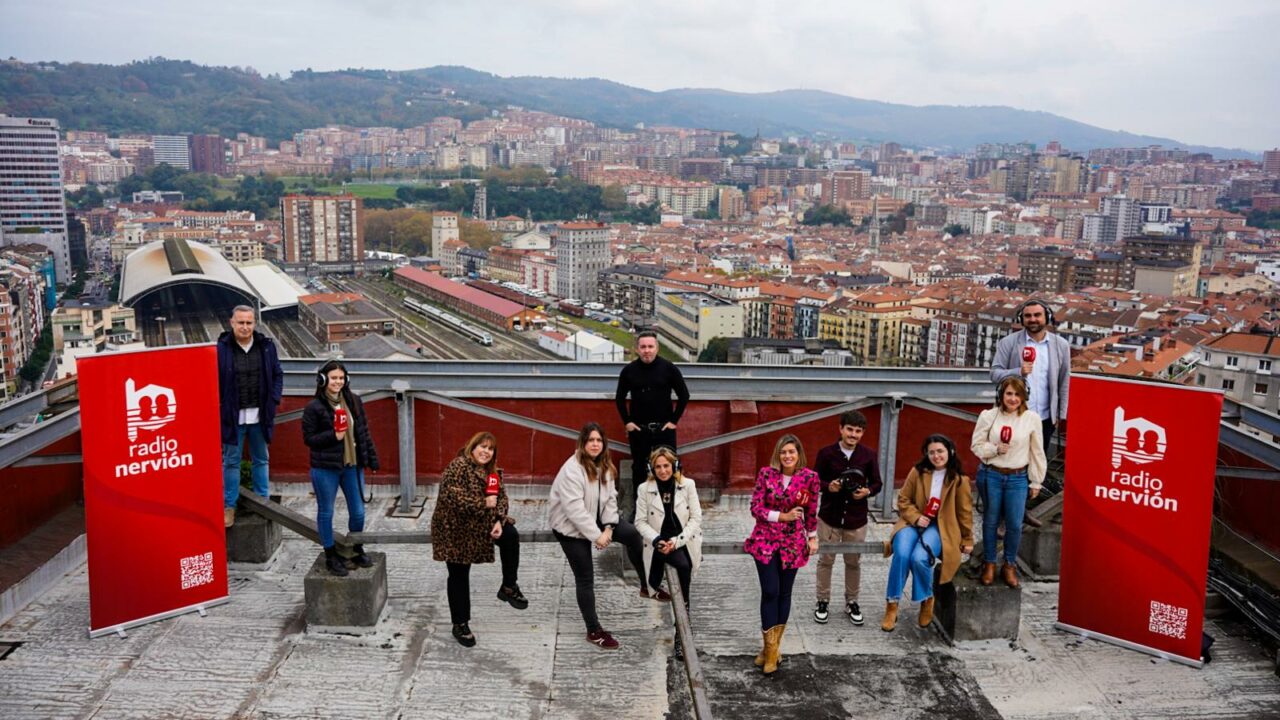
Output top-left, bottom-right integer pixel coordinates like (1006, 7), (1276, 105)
(1148, 600), (1188, 640)
(180, 551), (214, 590)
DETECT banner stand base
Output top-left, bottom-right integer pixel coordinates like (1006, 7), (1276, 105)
(1055, 621), (1203, 669)
(89, 595), (230, 639)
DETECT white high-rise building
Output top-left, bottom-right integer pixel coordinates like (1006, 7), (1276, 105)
(0, 115), (70, 281)
(152, 134), (192, 170)
(553, 222), (610, 302)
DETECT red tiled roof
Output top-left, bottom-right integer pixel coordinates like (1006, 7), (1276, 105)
(394, 267), (525, 318)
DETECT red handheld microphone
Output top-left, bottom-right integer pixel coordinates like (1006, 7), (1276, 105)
(793, 489), (810, 511)
(333, 407), (349, 433)
(485, 472), (501, 496)
(1022, 346), (1036, 363)
(1000, 426), (1012, 444)
(924, 496), (941, 518)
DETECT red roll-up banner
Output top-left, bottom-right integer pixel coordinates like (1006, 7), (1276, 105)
(79, 345), (229, 637)
(1057, 374), (1222, 667)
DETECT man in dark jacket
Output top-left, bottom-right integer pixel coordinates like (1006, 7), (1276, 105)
(811, 410), (883, 626)
(218, 305), (283, 527)
(615, 331), (689, 520)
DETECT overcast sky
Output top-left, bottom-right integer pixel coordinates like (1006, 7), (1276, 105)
(4, 0), (1277, 150)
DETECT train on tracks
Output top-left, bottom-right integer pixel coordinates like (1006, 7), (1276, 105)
(403, 296), (494, 346)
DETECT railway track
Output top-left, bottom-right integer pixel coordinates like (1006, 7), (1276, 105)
(336, 275), (558, 361)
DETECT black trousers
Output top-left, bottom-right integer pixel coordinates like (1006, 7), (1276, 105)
(754, 552), (798, 631)
(648, 546), (692, 605)
(444, 523), (520, 625)
(628, 426), (677, 492)
(554, 521), (645, 633)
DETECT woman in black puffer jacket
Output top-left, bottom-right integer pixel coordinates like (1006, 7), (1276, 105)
(302, 360), (379, 575)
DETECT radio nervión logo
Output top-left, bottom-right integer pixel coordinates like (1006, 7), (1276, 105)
(125, 378), (177, 441)
(1111, 406), (1166, 469)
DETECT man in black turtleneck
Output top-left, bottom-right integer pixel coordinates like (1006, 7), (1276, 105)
(615, 331), (689, 519)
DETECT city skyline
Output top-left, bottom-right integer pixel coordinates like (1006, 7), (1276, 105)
(3, 1), (1277, 151)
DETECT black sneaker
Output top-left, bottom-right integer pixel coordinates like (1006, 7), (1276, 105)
(814, 600), (830, 624)
(452, 623), (476, 647)
(497, 584), (529, 610)
(846, 602), (865, 626)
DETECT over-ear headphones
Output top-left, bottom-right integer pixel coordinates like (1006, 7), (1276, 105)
(316, 361), (350, 389)
(646, 446), (682, 479)
(1017, 298), (1056, 327)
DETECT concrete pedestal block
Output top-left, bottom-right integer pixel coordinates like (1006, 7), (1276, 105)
(304, 551), (388, 632)
(1018, 523), (1061, 576)
(936, 572), (1021, 642)
(225, 511), (282, 564)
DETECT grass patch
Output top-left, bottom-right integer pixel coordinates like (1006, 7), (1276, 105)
(313, 184), (403, 200)
(572, 319), (679, 362)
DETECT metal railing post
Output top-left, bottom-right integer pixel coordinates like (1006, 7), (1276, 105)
(393, 380), (417, 514)
(876, 393), (904, 522)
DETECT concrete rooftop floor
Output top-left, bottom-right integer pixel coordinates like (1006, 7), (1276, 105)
(1, 491), (1278, 720)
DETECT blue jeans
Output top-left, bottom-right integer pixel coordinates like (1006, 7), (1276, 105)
(222, 423), (269, 508)
(978, 464), (1029, 564)
(310, 466), (366, 549)
(886, 525), (941, 602)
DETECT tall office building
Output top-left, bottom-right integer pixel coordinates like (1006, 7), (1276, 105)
(189, 134), (225, 174)
(1264, 149), (1280, 176)
(152, 134), (192, 170)
(0, 115), (71, 281)
(280, 195), (364, 270)
(553, 222), (610, 302)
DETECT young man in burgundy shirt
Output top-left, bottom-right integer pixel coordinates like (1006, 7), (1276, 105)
(812, 410), (883, 625)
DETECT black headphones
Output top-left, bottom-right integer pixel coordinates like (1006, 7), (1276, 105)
(316, 361), (350, 389)
(1017, 298), (1056, 327)
(646, 446), (682, 479)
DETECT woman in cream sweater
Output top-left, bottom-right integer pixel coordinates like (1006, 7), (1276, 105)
(970, 375), (1046, 588)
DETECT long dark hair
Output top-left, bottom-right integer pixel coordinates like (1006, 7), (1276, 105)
(913, 433), (962, 482)
(575, 422), (616, 485)
(314, 359), (359, 416)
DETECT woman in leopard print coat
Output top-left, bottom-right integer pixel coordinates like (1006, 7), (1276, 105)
(431, 431), (528, 647)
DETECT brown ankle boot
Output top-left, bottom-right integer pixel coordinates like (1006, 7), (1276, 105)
(754, 630), (767, 667)
(1001, 562), (1020, 589)
(881, 601), (898, 632)
(918, 597), (935, 627)
(980, 562), (996, 586)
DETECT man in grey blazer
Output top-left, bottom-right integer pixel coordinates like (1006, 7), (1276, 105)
(991, 299), (1071, 454)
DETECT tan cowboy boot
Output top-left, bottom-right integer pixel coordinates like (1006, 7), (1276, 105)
(918, 597), (935, 627)
(762, 624), (785, 675)
(881, 601), (898, 632)
(754, 629), (767, 668)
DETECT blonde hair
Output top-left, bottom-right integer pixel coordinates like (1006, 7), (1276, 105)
(646, 446), (685, 486)
(769, 434), (807, 473)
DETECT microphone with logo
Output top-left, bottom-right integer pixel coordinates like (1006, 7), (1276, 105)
(1000, 425), (1012, 444)
(1022, 346), (1036, 364)
(485, 470), (501, 497)
(333, 407), (349, 434)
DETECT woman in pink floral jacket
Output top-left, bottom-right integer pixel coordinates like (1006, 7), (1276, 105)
(743, 433), (820, 675)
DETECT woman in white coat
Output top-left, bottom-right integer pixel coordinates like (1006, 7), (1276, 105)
(635, 446), (703, 606)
